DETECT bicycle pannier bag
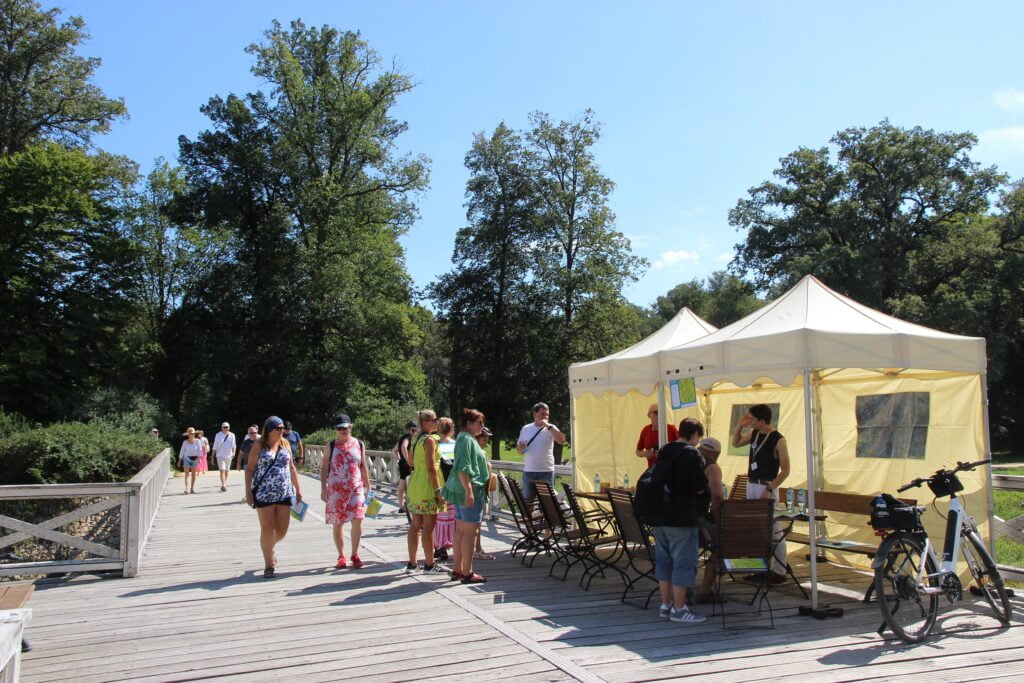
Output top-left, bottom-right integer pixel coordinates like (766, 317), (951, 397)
(870, 493), (921, 530)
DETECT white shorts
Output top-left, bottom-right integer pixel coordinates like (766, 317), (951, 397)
(215, 456), (232, 471)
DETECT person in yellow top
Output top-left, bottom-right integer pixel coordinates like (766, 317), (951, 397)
(405, 409), (446, 572)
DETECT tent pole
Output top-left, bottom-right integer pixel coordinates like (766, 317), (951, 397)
(803, 368), (819, 609)
(569, 391), (577, 491)
(657, 381), (669, 447)
(981, 373), (995, 553)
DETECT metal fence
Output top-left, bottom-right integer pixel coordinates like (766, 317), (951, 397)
(0, 448), (170, 578)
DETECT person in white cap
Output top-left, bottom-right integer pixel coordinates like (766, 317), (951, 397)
(694, 436), (725, 603)
(212, 422), (237, 492)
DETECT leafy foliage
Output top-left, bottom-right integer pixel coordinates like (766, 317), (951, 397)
(729, 121), (1024, 446)
(0, 143), (140, 420)
(653, 271), (763, 329)
(0, 421), (163, 484)
(432, 113), (647, 444)
(0, 0), (126, 155)
(161, 21), (430, 431)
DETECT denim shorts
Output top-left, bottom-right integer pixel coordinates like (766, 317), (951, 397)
(653, 525), (699, 587)
(455, 497), (485, 523)
(521, 471), (554, 501)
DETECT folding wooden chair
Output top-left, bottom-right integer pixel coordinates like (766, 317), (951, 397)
(534, 481), (588, 580)
(562, 483), (627, 589)
(728, 474), (749, 500)
(505, 476), (549, 566)
(714, 498), (776, 628)
(499, 473), (543, 559)
(606, 488), (659, 609)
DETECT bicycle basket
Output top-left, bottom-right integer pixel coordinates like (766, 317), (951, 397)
(870, 494), (922, 530)
(928, 471), (964, 498)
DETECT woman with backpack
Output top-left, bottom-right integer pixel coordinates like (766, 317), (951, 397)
(321, 414), (370, 569)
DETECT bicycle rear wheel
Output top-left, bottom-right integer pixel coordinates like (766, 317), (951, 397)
(962, 530), (1013, 624)
(874, 532), (939, 643)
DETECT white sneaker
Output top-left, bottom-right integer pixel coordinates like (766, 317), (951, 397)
(670, 606), (706, 624)
(659, 603), (672, 618)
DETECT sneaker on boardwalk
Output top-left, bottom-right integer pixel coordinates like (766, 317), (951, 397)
(670, 606), (706, 624)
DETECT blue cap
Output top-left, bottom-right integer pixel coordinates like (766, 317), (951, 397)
(264, 415), (284, 431)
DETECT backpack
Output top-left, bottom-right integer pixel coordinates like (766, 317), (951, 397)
(633, 450), (679, 526)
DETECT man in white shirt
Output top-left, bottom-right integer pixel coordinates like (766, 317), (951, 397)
(212, 422), (236, 492)
(516, 402), (565, 501)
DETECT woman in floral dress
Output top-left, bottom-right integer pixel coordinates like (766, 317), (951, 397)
(321, 414), (370, 569)
(196, 430), (209, 475)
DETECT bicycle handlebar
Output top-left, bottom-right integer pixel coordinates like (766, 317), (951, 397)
(895, 459), (991, 493)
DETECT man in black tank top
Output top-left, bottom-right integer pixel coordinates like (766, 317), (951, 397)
(730, 404), (791, 582)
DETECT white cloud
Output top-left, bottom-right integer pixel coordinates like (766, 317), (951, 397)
(653, 249), (700, 269)
(976, 126), (1024, 165)
(993, 87), (1024, 113)
(715, 252), (733, 263)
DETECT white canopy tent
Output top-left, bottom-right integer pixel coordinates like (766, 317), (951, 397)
(568, 308), (717, 488)
(571, 275), (992, 608)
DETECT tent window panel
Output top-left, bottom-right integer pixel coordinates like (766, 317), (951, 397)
(726, 403), (781, 457)
(855, 392), (929, 459)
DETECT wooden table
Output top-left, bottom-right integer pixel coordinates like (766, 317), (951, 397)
(574, 490), (610, 502)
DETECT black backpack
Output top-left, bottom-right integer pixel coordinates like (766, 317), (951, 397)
(633, 450), (679, 526)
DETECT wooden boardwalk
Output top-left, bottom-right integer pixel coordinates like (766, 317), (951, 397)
(15, 472), (1024, 682)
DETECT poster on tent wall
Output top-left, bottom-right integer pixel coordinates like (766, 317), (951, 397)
(670, 378), (697, 409)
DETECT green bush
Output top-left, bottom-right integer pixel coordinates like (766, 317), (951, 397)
(0, 408), (32, 436)
(0, 421), (164, 484)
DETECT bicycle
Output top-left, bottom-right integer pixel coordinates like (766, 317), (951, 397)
(870, 459), (1013, 643)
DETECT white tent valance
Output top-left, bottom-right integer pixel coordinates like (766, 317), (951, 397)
(570, 307), (716, 395)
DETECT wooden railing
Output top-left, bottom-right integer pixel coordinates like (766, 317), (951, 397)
(0, 448), (170, 579)
(302, 444), (573, 518)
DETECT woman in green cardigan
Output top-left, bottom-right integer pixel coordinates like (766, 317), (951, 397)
(443, 408), (489, 584)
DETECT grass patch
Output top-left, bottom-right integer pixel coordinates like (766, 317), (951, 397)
(994, 466), (1024, 476)
(994, 490), (1024, 522)
(995, 536), (1024, 568)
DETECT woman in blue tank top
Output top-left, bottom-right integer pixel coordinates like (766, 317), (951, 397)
(244, 415), (303, 578)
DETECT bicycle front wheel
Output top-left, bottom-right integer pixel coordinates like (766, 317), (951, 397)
(874, 532), (939, 643)
(962, 530), (1013, 624)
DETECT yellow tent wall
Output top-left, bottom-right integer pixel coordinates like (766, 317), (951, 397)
(571, 388), (701, 492)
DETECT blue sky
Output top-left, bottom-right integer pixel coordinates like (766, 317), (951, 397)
(62, 1), (1024, 307)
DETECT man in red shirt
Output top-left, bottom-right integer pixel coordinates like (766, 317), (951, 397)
(635, 404), (679, 467)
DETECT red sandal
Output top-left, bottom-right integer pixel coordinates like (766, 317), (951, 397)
(461, 573), (486, 584)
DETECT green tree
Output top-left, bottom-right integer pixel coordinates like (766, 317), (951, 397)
(169, 21), (429, 430)
(431, 123), (545, 450)
(728, 120), (1024, 446)
(0, 0), (126, 155)
(0, 143), (139, 420)
(432, 114), (647, 443)
(730, 120), (1005, 306)
(653, 271), (762, 328)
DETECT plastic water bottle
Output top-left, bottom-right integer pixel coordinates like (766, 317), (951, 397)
(786, 488), (795, 512)
(594, 472), (601, 491)
(623, 473), (630, 489)
(797, 489), (807, 514)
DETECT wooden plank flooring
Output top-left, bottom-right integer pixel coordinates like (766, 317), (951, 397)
(13, 471), (1024, 682)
